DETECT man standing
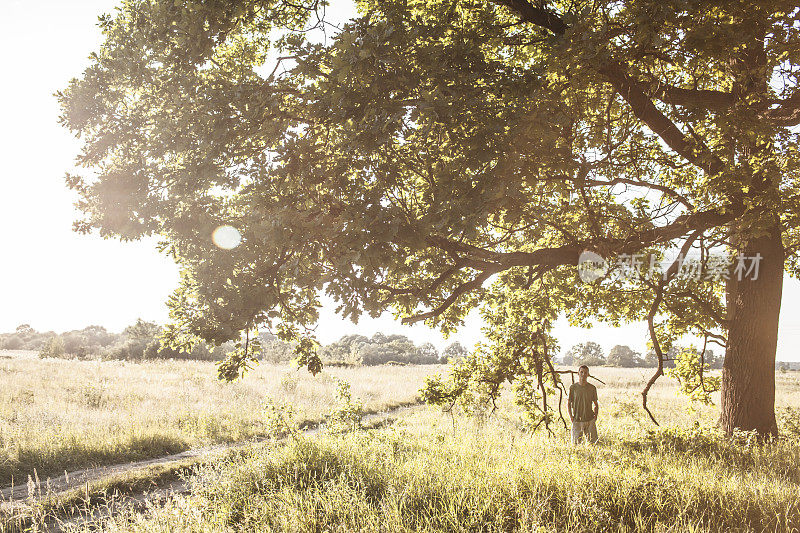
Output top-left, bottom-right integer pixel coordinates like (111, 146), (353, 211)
(568, 365), (599, 444)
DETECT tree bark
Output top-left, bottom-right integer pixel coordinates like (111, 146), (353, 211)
(721, 222), (783, 435)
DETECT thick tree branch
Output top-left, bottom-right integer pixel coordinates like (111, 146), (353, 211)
(492, 0), (567, 35)
(763, 91), (800, 126)
(491, 0), (727, 176)
(400, 267), (500, 324)
(427, 205), (737, 270)
(650, 84), (736, 111)
(598, 63), (726, 176)
(399, 206), (737, 324)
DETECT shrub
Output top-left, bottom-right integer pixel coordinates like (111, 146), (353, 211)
(38, 336), (65, 359)
(326, 379), (363, 433)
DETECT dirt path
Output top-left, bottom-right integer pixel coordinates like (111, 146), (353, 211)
(1, 403), (423, 530)
(1, 441), (231, 505)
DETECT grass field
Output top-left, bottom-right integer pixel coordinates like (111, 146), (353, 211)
(0, 353), (437, 487)
(4, 356), (800, 532)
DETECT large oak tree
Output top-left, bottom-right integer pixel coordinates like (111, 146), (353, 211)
(60, 0), (800, 434)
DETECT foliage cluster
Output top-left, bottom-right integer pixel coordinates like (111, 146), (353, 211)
(666, 347), (722, 405)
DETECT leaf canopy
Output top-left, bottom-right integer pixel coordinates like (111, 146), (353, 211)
(60, 0), (800, 417)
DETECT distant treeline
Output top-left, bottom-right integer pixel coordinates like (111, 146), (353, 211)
(319, 333), (467, 366)
(1, 323), (726, 369)
(559, 341), (724, 369)
(0, 322), (467, 365)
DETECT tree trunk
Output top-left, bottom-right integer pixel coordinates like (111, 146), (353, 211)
(721, 222), (783, 436)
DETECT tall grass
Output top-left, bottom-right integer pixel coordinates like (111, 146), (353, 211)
(89, 408), (800, 532)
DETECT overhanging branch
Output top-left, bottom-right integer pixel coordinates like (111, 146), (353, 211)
(399, 206), (737, 324)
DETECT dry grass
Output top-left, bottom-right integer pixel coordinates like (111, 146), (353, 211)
(0, 357), (438, 486)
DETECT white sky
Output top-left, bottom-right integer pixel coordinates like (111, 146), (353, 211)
(1, 0), (800, 360)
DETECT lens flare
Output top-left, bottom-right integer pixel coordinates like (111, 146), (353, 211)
(212, 225), (242, 249)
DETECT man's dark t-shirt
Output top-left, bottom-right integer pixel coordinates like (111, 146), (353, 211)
(569, 382), (597, 422)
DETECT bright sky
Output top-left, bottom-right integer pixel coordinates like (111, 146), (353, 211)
(2, 0), (800, 360)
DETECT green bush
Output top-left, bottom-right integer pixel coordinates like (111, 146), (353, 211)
(325, 379), (364, 433)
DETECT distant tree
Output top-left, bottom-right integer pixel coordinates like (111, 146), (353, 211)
(123, 319), (161, 342)
(319, 333), (440, 365)
(39, 337), (65, 359)
(1, 335), (23, 350)
(644, 348), (675, 369)
(62, 333), (86, 356)
(319, 334), (370, 365)
(258, 331), (294, 363)
(8, 324), (48, 350)
(443, 342), (468, 362)
(80, 325), (115, 348)
(705, 349), (724, 370)
(565, 342), (605, 367)
(416, 342), (440, 364)
(101, 319), (161, 360)
(359, 335), (418, 365)
(561, 346), (576, 366)
(644, 344), (718, 370)
(606, 345), (642, 368)
(15, 324), (34, 338)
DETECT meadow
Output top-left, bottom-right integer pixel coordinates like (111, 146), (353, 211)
(0, 351), (436, 487)
(4, 354), (800, 532)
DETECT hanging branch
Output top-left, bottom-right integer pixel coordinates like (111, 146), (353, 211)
(543, 351), (569, 430)
(700, 333), (708, 394)
(641, 231), (700, 425)
(532, 354), (554, 436)
(531, 322), (569, 432)
(643, 309), (665, 425)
